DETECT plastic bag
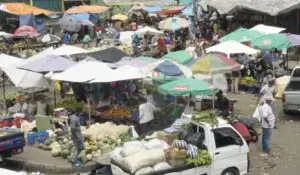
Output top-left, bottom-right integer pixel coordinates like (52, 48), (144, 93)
(185, 132), (204, 148)
(135, 167), (154, 175)
(143, 139), (163, 150)
(179, 127), (195, 140)
(121, 144), (145, 157)
(153, 162), (171, 171)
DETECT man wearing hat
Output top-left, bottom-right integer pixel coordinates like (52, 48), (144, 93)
(260, 77), (276, 112)
(258, 95), (275, 154)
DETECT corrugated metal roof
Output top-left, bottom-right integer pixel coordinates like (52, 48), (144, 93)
(202, 0), (300, 16)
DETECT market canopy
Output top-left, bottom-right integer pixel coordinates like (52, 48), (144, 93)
(18, 55), (75, 73)
(156, 6), (186, 15)
(206, 40), (259, 55)
(219, 28), (264, 43)
(14, 25), (39, 37)
(283, 33), (300, 46)
(51, 60), (114, 83)
(250, 33), (292, 50)
(116, 57), (156, 68)
(2, 60), (50, 88)
(39, 34), (60, 43)
(250, 24), (285, 34)
(53, 44), (87, 56)
(155, 60), (183, 76)
(191, 54), (241, 74)
(158, 77), (217, 96)
(0, 3), (56, 16)
(58, 15), (81, 32)
(87, 47), (129, 63)
(0, 54), (23, 69)
(65, 5), (109, 14)
(143, 5), (162, 13)
(162, 50), (193, 64)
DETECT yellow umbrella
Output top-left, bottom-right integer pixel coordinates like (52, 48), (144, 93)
(111, 13), (128, 21)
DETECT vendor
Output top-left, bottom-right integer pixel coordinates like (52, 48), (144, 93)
(69, 108), (84, 167)
(216, 90), (229, 115)
(138, 98), (155, 136)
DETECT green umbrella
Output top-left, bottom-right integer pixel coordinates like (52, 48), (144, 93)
(250, 33), (292, 51)
(158, 77), (217, 96)
(219, 28), (264, 43)
(162, 50), (193, 65)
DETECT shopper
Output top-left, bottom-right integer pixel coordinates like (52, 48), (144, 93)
(95, 29), (102, 47)
(216, 90), (230, 115)
(258, 96), (275, 154)
(82, 33), (91, 48)
(63, 32), (70, 44)
(138, 99), (155, 136)
(69, 108), (84, 167)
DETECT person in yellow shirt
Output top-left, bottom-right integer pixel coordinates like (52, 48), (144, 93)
(213, 21), (218, 34)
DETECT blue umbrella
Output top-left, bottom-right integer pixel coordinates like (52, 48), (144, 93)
(155, 60), (183, 76)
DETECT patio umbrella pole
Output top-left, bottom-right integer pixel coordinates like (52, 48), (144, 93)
(212, 75), (215, 109)
(2, 73), (6, 112)
(54, 87), (56, 108)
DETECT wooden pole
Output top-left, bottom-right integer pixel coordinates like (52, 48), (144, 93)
(61, 0), (65, 12)
(2, 73), (6, 112)
(29, 0), (33, 6)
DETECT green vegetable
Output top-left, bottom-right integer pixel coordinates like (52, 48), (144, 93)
(42, 145), (48, 151)
(44, 139), (52, 146)
(38, 143), (44, 149)
(192, 110), (218, 128)
(78, 150), (86, 161)
(67, 155), (73, 163)
(186, 150), (212, 166)
(51, 146), (62, 157)
(61, 149), (70, 159)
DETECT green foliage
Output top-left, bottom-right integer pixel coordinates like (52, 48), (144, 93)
(186, 150), (212, 166)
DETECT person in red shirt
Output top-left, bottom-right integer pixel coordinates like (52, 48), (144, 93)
(157, 35), (166, 57)
(222, 111), (251, 144)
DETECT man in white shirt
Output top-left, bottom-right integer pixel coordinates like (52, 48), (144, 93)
(139, 99), (155, 136)
(258, 95), (275, 153)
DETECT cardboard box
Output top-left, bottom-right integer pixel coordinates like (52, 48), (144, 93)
(157, 131), (178, 144)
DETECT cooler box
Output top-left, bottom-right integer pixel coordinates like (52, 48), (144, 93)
(27, 131), (49, 146)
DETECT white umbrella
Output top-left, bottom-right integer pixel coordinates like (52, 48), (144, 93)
(250, 24), (285, 34)
(27, 46), (55, 62)
(135, 26), (163, 36)
(51, 60), (114, 82)
(0, 31), (13, 38)
(0, 54), (23, 69)
(205, 40), (259, 55)
(53, 44), (88, 56)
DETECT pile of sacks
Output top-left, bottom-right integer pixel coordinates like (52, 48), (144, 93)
(110, 139), (172, 175)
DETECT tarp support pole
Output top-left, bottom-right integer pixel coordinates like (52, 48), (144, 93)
(2, 73), (6, 112)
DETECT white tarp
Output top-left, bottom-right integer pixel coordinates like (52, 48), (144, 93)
(206, 40), (259, 55)
(0, 54), (23, 68)
(135, 26), (163, 37)
(51, 60), (115, 82)
(53, 44), (88, 56)
(118, 31), (134, 45)
(250, 24), (286, 34)
(2, 60), (50, 88)
(27, 46), (54, 62)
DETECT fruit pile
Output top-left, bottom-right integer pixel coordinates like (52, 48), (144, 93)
(186, 150), (212, 166)
(192, 110), (218, 128)
(103, 106), (130, 118)
(240, 76), (257, 86)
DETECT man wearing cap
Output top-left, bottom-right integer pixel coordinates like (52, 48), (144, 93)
(258, 96), (275, 154)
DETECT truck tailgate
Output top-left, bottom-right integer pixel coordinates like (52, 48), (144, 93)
(284, 91), (300, 105)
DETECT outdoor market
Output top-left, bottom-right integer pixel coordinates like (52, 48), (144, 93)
(0, 1), (300, 175)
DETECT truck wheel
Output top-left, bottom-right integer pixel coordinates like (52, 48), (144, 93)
(283, 109), (290, 115)
(221, 168), (239, 175)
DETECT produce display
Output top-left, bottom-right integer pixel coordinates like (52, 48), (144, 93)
(186, 150), (212, 166)
(36, 122), (132, 164)
(103, 106), (131, 118)
(240, 76), (257, 86)
(192, 110), (218, 128)
(56, 99), (96, 116)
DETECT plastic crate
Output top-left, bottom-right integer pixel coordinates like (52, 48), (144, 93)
(27, 131), (49, 146)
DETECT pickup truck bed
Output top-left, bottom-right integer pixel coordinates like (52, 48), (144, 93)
(0, 128), (25, 158)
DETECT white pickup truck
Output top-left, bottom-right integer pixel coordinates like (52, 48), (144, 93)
(111, 118), (250, 175)
(282, 66), (300, 114)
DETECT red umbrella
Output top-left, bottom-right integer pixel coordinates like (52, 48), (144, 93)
(14, 26), (39, 37)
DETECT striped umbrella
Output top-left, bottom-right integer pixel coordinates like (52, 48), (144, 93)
(191, 54), (241, 74)
(158, 17), (190, 31)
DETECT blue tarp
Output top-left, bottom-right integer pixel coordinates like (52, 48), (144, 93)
(144, 6), (162, 13)
(69, 13), (99, 24)
(19, 13), (45, 32)
(155, 61), (183, 76)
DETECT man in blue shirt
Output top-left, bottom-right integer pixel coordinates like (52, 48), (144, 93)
(63, 32), (70, 44)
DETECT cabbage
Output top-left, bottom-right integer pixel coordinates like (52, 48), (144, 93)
(51, 146), (62, 157)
